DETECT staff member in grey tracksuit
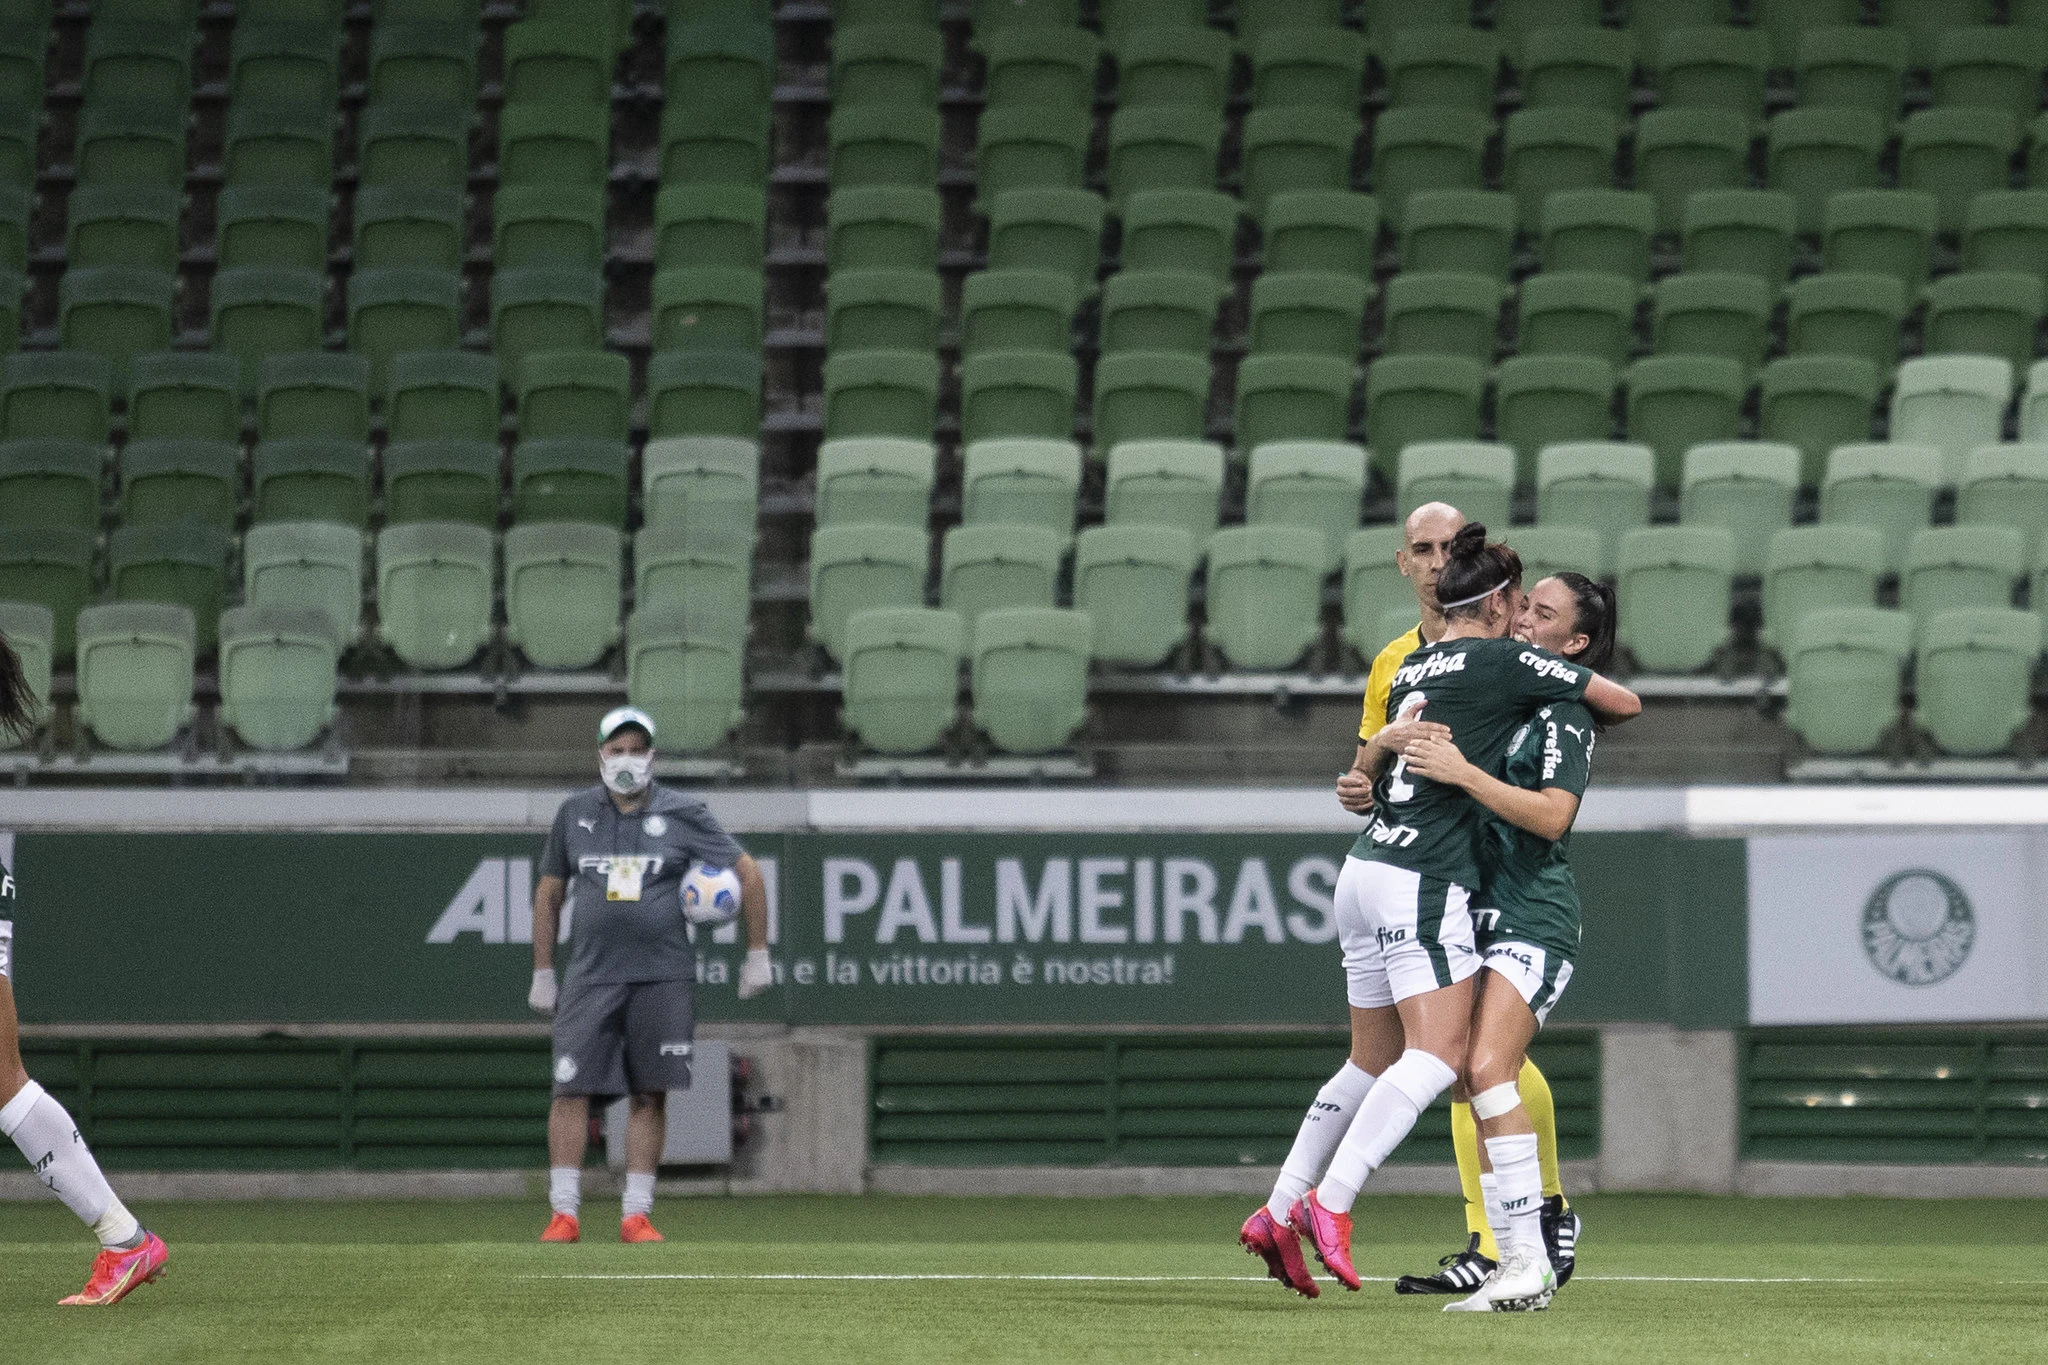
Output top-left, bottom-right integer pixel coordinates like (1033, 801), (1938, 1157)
(527, 705), (771, 1243)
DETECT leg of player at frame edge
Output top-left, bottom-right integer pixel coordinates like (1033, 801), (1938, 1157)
(0, 976), (168, 1305)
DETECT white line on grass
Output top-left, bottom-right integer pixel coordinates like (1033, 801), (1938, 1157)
(519, 1273), (1895, 1285)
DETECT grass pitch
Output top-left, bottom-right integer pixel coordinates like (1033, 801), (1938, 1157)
(1, 1193), (2042, 1364)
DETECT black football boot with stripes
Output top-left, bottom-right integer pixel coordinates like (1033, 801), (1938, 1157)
(1394, 1234), (1497, 1295)
(1541, 1196), (1581, 1288)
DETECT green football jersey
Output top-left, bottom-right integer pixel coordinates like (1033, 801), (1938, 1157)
(1349, 635), (1591, 888)
(1477, 698), (1597, 961)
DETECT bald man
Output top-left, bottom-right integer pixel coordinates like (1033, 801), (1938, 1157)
(1356, 502), (1465, 744)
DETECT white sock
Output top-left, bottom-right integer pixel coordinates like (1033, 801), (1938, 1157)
(1317, 1049), (1457, 1214)
(623, 1172), (656, 1220)
(1478, 1173), (1509, 1254)
(2, 1081), (141, 1249)
(548, 1166), (581, 1217)
(1484, 1133), (1546, 1264)
(1267, 1061), (1375, 1223)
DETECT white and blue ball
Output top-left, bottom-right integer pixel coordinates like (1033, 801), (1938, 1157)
(682, 864), (743, 925)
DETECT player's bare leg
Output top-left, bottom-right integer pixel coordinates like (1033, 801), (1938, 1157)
(620, 1093), (665, 1242)
(542, 1095), (587, 1242)
(1446, 975), (1552, 1312)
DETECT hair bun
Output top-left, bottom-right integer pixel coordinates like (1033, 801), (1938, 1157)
(1449, 522), (1489, 556)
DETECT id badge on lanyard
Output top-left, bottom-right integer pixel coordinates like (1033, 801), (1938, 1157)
(605, 856), (650, 901)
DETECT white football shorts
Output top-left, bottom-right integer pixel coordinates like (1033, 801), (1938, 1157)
(1334, 855), (1480, 1010)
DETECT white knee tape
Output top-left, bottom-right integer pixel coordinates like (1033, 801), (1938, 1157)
(1470, 1081), (1521, 1121)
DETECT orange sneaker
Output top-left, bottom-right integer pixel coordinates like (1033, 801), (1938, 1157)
(620, 1213), (664, 1243)
(59, 1231), (167, 1306)
(540, 1212), (580, 1243)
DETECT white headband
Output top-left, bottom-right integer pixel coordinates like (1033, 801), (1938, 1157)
(1439, 578), (1511, 610)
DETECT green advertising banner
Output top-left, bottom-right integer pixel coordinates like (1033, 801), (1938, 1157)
(8, 830), (1746, 1028)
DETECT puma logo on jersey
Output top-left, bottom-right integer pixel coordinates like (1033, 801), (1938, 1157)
(1518, 651), (1582, 685)
(1392, 651), (1468, 689)
(1563, 724), (1587, 742)
(576, 818), (596, 832)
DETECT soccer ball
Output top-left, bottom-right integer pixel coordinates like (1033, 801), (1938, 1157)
(682, 864), (743, 925)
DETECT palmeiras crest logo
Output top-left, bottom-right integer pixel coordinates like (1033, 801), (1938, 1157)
(1861, 870), (1974, 987)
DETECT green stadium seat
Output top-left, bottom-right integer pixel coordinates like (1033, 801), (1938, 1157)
(654, 184), (763, 272)
(664, 22), (774, 120)
(1767, 108), (1886, 236)
(1539, 190), (1657, 286)
(815, 436), (935, 529)
(1958, 443), (2048, 565)
(1120, 190), (1240, 288)
(842, 606), (963, 755)
(1636, 108), (1753, 236)
(1340, 525), (1410, 658)
(75, 601), (195, 751)
(1359, 0), (1469, 45)
(1238, 352), (1354, 454)
(252, 437), (370, 527)
(1880, 0), (1998, 52)
(826, 267), (940, 354)
(1101, 268), (1220, 357)
(808, 522), (930, 663)
(382, 438), (499, 528)
(1397, 440), (1513, 535)
(348, 267), (464, 391)
(1502, 109), (1618, 233)
(1822, 190), (1939, 295)
(0, 265), (24, 355)
(491, 184), (604, 272)
(503, 19), (613, 105)
(217, 602), (342, 751)
(1094, 350), (1211, 455)
(1246, 440), (1365, 573)
(1759, 355), (1881, 488)
(502, 520), (623, 671)
(1754, 0), (1863, 70)
(1916, 607), (2042, 756)
(646, 350), (759, 440)
(1073, 522), (1195, 665)
(0, 183), (25, 272)
(1494, 356), (1616, 486)
(1236, 0), (1343, 46)
(2025, 361), (2048, 441)
(632, 522), (752, 646)
(117, 437), (237, 528)
(972, 607), (1091, 755)
(65, 184), (179, 272)
(58, 267), (175, 390)
(652, 264), (760, 354)
(1516, 270), (1637, 371)
(1782, 607), (1911, 755)
(1761, 524), (1884, 652)
(515, 350), (629, 442)
(1495, 0), (1604, 49)
(977, 26), (1099, 109)
(1365, 355), (1484, 484)
(1400, 190), (1516, 282)
(1100, 0), (1203, 35)
(1682, 190), (1797, 289)
(1900, 107), (2020, 236)
(243, 518), (363, 643)
(257, 351), (368, 442)
(824, 349), (940, 441)
(229, 22), (340, 113)
(1246, 270), (1368, 359)
(1535, 441), (1655, 578)
(1678, 441), (1800, 576)
(126, 351), (241, 443)
(0, 101), (30, 190)
(216, 184), (329, 273)
(1933, 27), (2047, 123)
(1652, 271), (1773, 376)
(499, 102), (610, 187)
(0, 599), (50, 746)
(510, 438), (628, 527)
(1902, 525), (2025, 637)
(828, 104), (941, 189)
(625, 607), (745, 753)
(1250, 27), (1367, 112)
(489, 267), (602, 388)
(1112, 27), (1232, 109)
(1102, 438), (1222, 545)
(827, 186), (941, 273)
(0, 438), (100, 534)
(374, 520), (495, 670)
(1819, 443), (1939, 575)
(1108, 106), (1224, 210)
(211, 267), (326, 392)
(1616, 524), (1735, 672)
(1371, 108), (1490, 227)
(1, 351), (111, 443)
(1257, 192), (1373, 285)
(1628, 0), (1733, 65)
(1381, 270), (1502, 365)
(368, 21), (478, 107)
(1891, 355), (2014, 487)
(384, 351), (499, 444)
(658, 101), (769, 187)
(1657, 25), (1769, 125)
(107, 520), (229, 653)
(1794, 25), (1906, 121)
(641, 435), (758, 540)
(1508, 524), (1605, 584)
(0, 526), (93, 663)
(831, 22), (942, 107)
(2032, 536), (2048, 638)
(960, 350), (1077, 445)
(1784, 272), (1907, 373)
(0, 25), (45, 112)
(1626, 354), (1747, 489)
(82, 23), (192, 109)
(1962, 190), (2048, 280)
(987, 188), (1106, 296)
(1205, 524), (1326, 669)
(2030, 112), (2048, 187)
(1516, 25), (1634, 118)
(1383, 27), (1499, 115)
(75, 100), (187, 190)
(959, 269), (1075, 359)
(941, 522), (1062, 648)
(975, 105), (1092, 208)
(1925, 271), (2045, 376)
(961, 437), (1080, 535)
(353, 102), (464, 189)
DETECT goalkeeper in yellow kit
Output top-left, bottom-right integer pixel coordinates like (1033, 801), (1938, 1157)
(1357, 503), (1578, 1296)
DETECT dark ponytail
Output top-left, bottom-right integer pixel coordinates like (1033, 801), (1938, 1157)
(1434, 522), (1524, 623)
(0, 630), (34, 742)
(1549, 571), (1617, 676)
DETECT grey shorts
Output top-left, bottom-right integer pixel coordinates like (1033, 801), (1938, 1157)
(551, 977), (695, 1098)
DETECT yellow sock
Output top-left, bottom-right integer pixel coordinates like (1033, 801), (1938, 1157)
(1449, 1100), (1498, 1260)
(1520, 1058), (1565, 1203)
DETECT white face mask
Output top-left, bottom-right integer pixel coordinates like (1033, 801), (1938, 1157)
(600, 752), (653, 795)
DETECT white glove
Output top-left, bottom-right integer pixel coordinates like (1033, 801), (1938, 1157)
(737, 949), (773, 1000)
(528, 968), (558, 1015)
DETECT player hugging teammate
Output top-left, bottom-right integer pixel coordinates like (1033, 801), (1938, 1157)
(1239, 518), (1637, 1313)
